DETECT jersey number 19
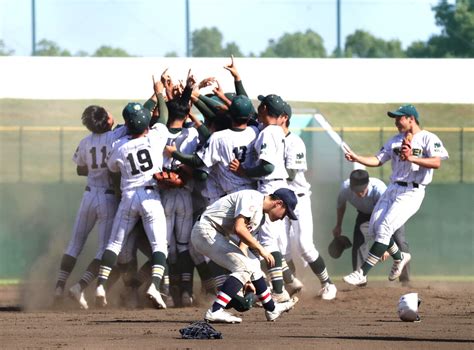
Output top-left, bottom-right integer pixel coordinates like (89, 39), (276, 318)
(127, 149), (153, 175)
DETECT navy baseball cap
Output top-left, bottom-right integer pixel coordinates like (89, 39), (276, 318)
(273, 188), (298, 220)
(257, 94), (285, 117)
(387, 104), (419, 121)
(229, 95), (254, 120)
(123, 102), (151, 135)
(350, 169), (369, 193)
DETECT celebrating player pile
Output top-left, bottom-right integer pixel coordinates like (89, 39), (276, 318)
(53, 58), (448, 326)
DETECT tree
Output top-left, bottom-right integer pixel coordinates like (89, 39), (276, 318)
(164, 51), (179, 57)
(222, 42), (243, 57)
(343, 30), (405, 58)
(260, 30), (326, 57)
(35, 39), (71, 56)
(406, 0), (474, 57)
(192, 27), (224, 57)
(93, 46), (131, 57)
(0, 40), (14, 56)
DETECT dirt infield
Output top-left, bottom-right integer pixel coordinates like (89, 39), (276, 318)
(1, 280), (473, 349)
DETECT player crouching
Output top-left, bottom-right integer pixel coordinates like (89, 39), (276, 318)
(191, 188), (300, 323)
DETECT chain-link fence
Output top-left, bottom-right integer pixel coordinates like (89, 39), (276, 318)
(1, 123), (471, 184)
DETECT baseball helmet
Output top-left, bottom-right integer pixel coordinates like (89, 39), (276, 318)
(122, 102), (151, 135)
(229, 95), (254, 121)
(328, 235), (353, 259)
(398, 292), (421, 322)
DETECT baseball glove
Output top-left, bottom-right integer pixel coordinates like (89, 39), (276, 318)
(400, 132), (413, 161)
(154, 170), (184, 189)
(179, 320), (223, 339)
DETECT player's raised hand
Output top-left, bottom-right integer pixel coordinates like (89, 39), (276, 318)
(152, 75), (164, 95)
(186, 68), (196, 89)
(198, 77), (216, 89)
(224, 54), (240, 80)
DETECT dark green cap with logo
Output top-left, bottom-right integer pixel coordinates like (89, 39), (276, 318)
(123, 102), (151, 135)
(258, 94), (285, 117)
(387, 104), (419, 120)
(229, 95), (254, 120)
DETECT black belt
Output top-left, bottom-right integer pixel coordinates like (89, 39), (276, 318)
(85, 186), (115, 195)
(144, 186), (155, 190)
(395, 181), (419, 188)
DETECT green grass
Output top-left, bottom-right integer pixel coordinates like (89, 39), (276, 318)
(0, 279), (20, 285)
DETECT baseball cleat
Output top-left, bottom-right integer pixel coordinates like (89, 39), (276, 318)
(286, 278), (304, 296)
(389, 252), (411, 281)
(271, 288), (291, 303)
(318, 283), (337, 300)
(95, 285), (107, 307)
(146, 283), (167, 309)
(265, 296), (299, 322)
(204, 308), (242, 324)
(69, 283), (89, 310)
(181, 291), (194, 307)
(343, 269), (367, 286)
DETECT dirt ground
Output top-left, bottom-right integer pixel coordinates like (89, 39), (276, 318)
(0, 280), (473, 349)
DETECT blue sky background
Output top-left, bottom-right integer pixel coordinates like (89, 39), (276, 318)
(0, 0), (454, 57)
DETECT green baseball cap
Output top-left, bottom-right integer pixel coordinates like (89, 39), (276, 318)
(123, 102), (151, 135)
(283, 102), (292, 118)
(258, 94), (285, 117)
(387, 104), (419, 120)
(229, 95), (254, 120)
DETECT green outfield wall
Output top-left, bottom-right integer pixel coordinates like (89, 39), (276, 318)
(0, 183), (472, 279)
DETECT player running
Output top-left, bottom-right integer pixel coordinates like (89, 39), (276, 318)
(342, 104), (449, 286)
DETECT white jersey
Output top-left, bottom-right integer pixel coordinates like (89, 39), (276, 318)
(200, 189), (265, 238)
(163, 126), (200, 171)
(73, 126), (127, 188)
(284, 132), (311, 196)
(254, 124), (288, 181)
(198, 126), (258, 194)
(376, 130), (449, 186)
(337, 177), (386, 214)
(107, 124), (168, 191)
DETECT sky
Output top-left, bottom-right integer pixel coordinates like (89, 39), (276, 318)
(0, 0), (454, 57)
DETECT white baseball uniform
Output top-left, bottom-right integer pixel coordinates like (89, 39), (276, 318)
(369, 130), (449, 244)
(105, 123), (169, 257)
(191, 190), (266, 285)
(253, 124), (289, 252)
(161, 126), (200, 263)
(280, 132), (320, 264)
(198, 126), (259, 195)
(65, 126), (126, 259)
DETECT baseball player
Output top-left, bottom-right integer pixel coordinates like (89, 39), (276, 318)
(161, 98), (200, 307)
(333, 169), (410, 282)
(53, 105), (126, 309)
(197, 95), (258, 196)
(279, 103), (337, 300)
(343, 104), (449, 286)
(191, 188), (299, 323)
(95, 102), (169, 309)
(229, 94), (290, 302)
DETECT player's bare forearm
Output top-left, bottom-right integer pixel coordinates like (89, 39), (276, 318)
(343, 145), (381, 167)
(407, 156), (441, 169)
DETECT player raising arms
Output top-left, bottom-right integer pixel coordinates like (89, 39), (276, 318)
(95, 102), (169, 309)
(342, 104), (449, 286)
